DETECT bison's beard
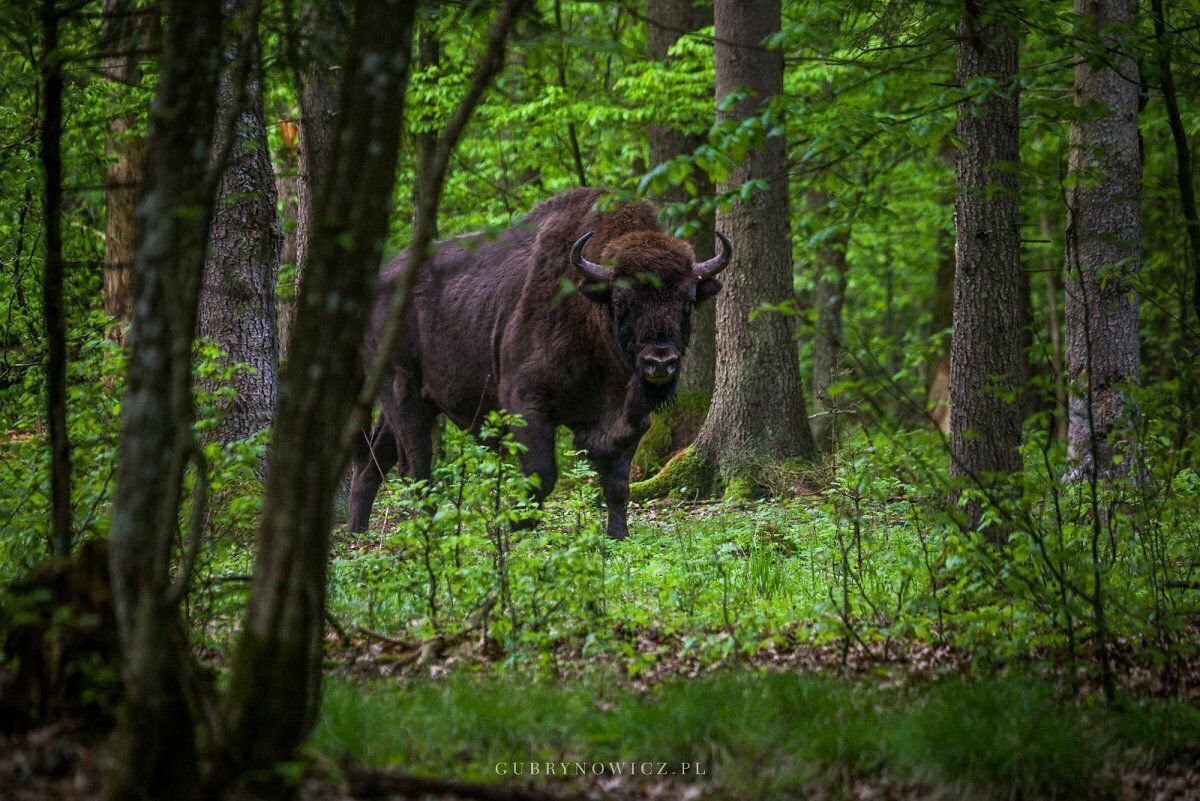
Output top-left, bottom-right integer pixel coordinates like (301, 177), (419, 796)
(637, 375), (678, 411)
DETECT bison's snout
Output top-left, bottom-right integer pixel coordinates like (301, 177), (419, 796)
(639, 347), (679, 385)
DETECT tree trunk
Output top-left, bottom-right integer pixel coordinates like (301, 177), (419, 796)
(41, 0), (70, 558)
(295, 0), (346, 289)
(106, 1), (225, 798)
(950, 3), (1023, 531)
(927, 139), (956, 436)
(1064, 0), (1142, 480)
(648, 0), (715, 397)
(218, 0), (417, 776)
(199, 0), (282, 446)
(689, 0), (816, 496)
(276, 123), (300, 359)
(101, 0), (152, 345)
(808, 189), (851, 452)
(412, 25), (440, 239)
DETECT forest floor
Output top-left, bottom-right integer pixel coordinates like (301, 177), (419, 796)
(6, 487), (1200, 800)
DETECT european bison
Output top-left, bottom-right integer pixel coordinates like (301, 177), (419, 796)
(348, 187), (731, 539)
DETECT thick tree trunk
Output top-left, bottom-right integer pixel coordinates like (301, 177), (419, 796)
(950, 3), (1023, 531)
(101, 0), (150, 344)
(218, 0), (417, 776)
(648, 0), (715, 397)
(41, 0), (70, 557)
(1064, 0), (1141, 480)
(690, 0), (816, 495)
(106, 2), (225, 799)
(808, 189), (851, 452)
(199, 0), (282, 445)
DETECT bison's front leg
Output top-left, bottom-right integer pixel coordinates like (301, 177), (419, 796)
(511, 412), (559, 505)
(591, 450), (634, 540)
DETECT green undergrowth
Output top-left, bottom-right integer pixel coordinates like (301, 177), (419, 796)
(311, 672), (1200, 799)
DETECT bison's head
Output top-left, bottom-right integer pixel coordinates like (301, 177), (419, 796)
(571, 230), (731, 392)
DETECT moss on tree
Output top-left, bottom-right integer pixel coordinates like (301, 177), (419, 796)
(632, 391), (711, 479)
(628, 446), (715, 502)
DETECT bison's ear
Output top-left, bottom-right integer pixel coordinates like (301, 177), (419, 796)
(695, 277), (723, 303)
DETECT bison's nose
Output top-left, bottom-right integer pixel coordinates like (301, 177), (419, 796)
(640, 352), (679, 385)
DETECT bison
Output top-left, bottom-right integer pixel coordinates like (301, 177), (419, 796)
(348, 187), (731, 540)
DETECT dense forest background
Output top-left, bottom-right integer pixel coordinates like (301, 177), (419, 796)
(1, 0), (1200, 799)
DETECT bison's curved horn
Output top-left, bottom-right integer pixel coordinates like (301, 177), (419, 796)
(571, 232), (612, 282)
(693, 231), (733, 280)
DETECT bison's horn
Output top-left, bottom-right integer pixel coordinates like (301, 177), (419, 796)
(571, 232), (612, 282)
(693, 231), (733, 280)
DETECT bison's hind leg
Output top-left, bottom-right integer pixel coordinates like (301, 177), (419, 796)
(348, 420), (402, 532)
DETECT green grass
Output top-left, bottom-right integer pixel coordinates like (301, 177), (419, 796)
(311, 672), (1199, 799)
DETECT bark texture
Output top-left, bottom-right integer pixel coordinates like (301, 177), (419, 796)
(106, 1), (225, 798)
(950, 3), (1023, 529)
(101, 0), (151, 343)
(648, 0), (715, 396)
(199, 0), (282, 445)
(1064, 0), (1141, 480)
(219, 0), (416, 776)
(691, 0), (816, 488)
(808, 189), (852, 452)
(275, 123), (300, 358)
(295, 0), (345, 286)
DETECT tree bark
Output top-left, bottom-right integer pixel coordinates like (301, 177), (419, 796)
(412, 25), (440, 239)
(275, 122), (300, 359)
(199, 0), (282, 446)
(218, 0), (417, 776)
(808, 189), (851, 453)
(101, 0), (151, 345)
(295, 0), (346, 290)
(106, 1), (226, 798)
(1064, 0), (1141, 480)
(690, 0), (816, 493)
(950, 2), (1023, 531)
(41, 0), (70, 558)
(647, 0), (715, 397)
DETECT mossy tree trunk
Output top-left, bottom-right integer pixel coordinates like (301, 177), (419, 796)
(640, 0), (815, 501)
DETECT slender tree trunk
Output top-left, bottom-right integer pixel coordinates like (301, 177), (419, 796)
(808, 189), (852, 452)
(690, 0), (816, 494)
(101, 0), (150, 344)
(106, 2), (225, 798)
(927, 140), (957, 435)
(950, 2), (1023, 532)
(1064, 0), (1141, 480)
(648, 0), (715, 397)
(412, 26), (440, 239)
(1150, 0), (1200, 328)
(295, 0), (346, 290)
(41, 0), (70, 557)
(199, 0), (282, 445)
(275, 122), (300, 359)
(1041, 203), (1068, 443)
(218, 0), (417, 776)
